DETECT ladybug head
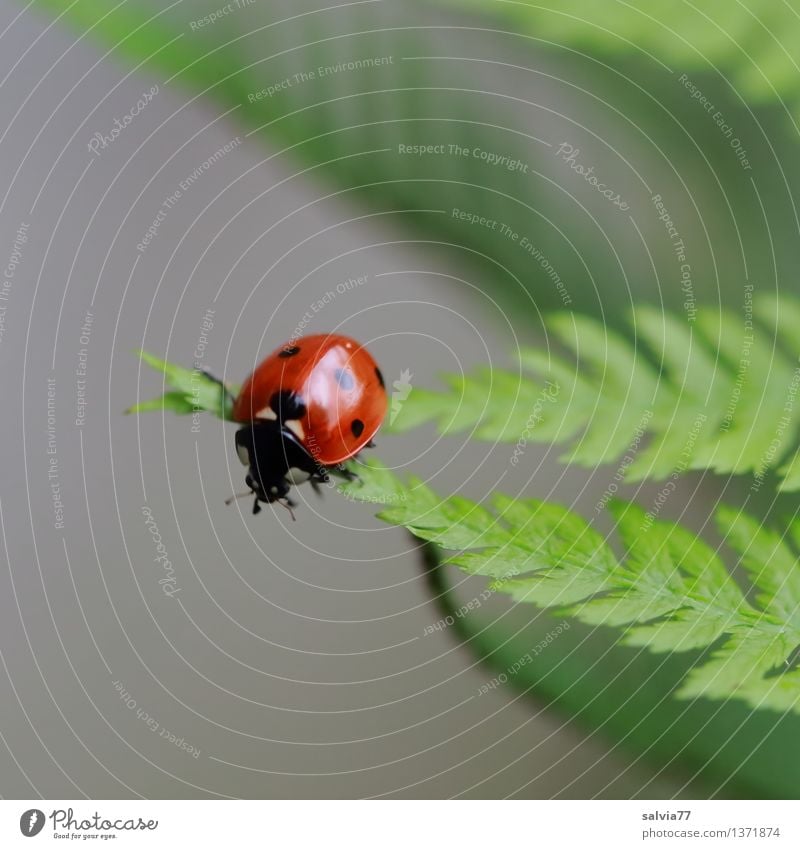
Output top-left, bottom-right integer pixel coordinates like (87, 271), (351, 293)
(243, 471), (290, 505)
(232, 421), (320, 514)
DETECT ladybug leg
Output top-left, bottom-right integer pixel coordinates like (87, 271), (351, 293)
(277, 498), (297, 521)
(252, 497), (262, 515)
(332, 464), (361, 484)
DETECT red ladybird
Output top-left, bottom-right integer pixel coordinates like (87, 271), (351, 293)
(227, 334), (387, 516)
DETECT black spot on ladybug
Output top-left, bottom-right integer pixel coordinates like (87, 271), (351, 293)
(269, 390), (307, 422)
(278, 345), (300, 358)
(351, 418), (365, 438)
(334, 368), (355, 390)
(375, 367), (385, 389)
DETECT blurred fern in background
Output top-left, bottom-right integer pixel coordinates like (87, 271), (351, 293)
(35, 0), (800, 321)
(446, 0), (800, 117)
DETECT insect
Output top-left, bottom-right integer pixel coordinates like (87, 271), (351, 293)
(225, 334), (387, 518)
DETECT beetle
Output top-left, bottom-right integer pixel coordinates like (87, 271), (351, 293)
(225, 334), (387, 517)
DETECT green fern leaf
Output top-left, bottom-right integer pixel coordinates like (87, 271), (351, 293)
(341, 460), (800, 715)
(441, 0), (800, 118)
(127, 350), (236, 419)
(719, 507), (800, 631)
(128, 350), (800, 713)
(390, 296), (800, 491)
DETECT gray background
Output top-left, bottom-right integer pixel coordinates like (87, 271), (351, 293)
(0, 1), (696, 799)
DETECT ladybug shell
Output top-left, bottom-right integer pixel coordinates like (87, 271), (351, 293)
(232, 334), (388, 466)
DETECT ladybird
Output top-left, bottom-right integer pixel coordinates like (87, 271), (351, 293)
(226, 334), (387, 517)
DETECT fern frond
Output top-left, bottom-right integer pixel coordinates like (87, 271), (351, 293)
(390, 297), (800, 491)
(442, 0), (800, 118)
(341, 460), (800, 714)
(127, 350), (236, 419)
(127, 346), (800, 714)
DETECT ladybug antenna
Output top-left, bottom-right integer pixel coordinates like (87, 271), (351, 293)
(225, 491), (253, 506)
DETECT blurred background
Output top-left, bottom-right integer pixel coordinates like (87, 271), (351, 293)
(1, 0), (799, 798)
